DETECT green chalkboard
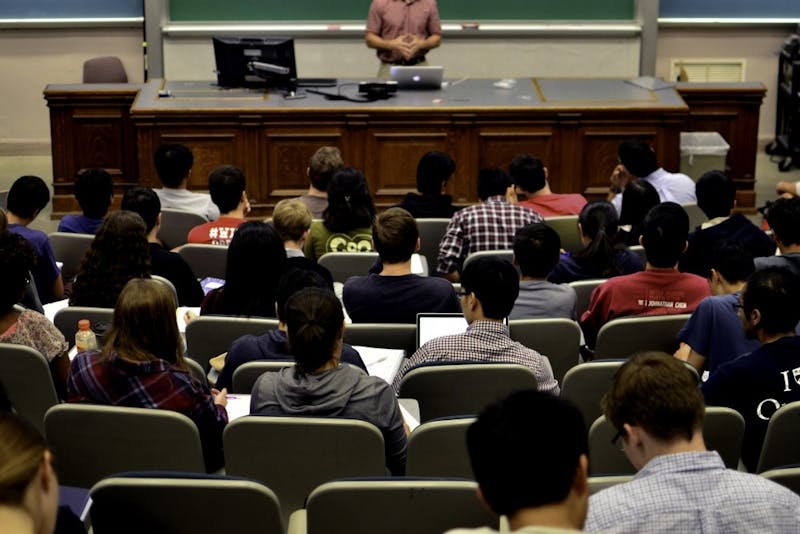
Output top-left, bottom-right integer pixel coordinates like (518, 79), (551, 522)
(169, 0), (635, 22)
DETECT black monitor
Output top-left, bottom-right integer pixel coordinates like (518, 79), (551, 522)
(212, 36), (297, 90)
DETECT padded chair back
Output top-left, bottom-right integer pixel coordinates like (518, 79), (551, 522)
(406, 417), (475, 477)
(53, 306), (114, 350)
(0, 343), (59, 434)
(509, 318), (582, 383)
(397, 364), (538, 422)
(158, 209), (208, 250)
(588, 416), (636, 475)
(757, 400), (800, 473)
(761, 467), (800, 497)
(461, 250), (514, 272)
(545, 215), (582, 253)
(682, 202), (707, 231)
(0, 189), (8, 210)
(184, 357), (208, 386)
(231, 361), (294, 394)
(627, 245), (646, 264)
(561, 360), (624, 426)
(90, 475), (283, 534)
(704, 406), (745, 469)
(223, 416), (386, 523)
(83, 56), (128, 83)
(44, 404), (206, 488)
(20, 270), (44, 314)
(594, 314), (690, 360)
(568, 279), (605, 319)
(48, 232), (94, 282)
(588, 475), (634, 495)
(185, 316), (278, 369)
(318, 252), (379, 283)
(305, 479), (498, 534)
(416, 218), (451, 272)
(178, 244), (228, 280)
(343, 323), (417, 355)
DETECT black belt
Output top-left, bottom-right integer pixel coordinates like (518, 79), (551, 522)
(388, 56), (426, 66)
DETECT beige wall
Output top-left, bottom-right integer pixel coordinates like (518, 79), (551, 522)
(0, 27), (144, 154)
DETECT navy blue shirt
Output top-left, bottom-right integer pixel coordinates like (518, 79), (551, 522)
(548, 248), (644, 284)
(343, 273), (460, 323)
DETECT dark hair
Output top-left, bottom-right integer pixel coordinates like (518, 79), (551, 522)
(121, 186), (160, 233)
(372, 208), (418, 264)
(618, 179), (660, 236)
(308, 146), (343, 192)
(765, 196), (800, 247)
(154, 143), (193, 188)
(477, 168), (514, 201)
(323, 168), (376, 233)
(695, 170), (734, 220)
(742, 267), (800, 336)
(467, 390), (588, 516)
(416, 151), (455, 195)
(509, 154), (546, 193)
(513, 223), (561, 278)
(0, 232), (36, 314)
(710, 241), (753, 283)
(7, 176), (50, 219)
(641, 202), (689, 268)
(618, 140), (658, 178)
(285, 288), (344, 374)
(572, 201), (623, 277)
(603, 352), (704, 442)
(275, 268), (330, 323)
(461, 257), (519, 320)
(217, 221), (287, 317)
(69, 210), (151, 308)
(208, 165), (246, 214)
(74, 168), (114, 219)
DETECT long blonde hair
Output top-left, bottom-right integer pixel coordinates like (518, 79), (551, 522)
(102, 278), (186, 369)
(0, 413), (46, 505)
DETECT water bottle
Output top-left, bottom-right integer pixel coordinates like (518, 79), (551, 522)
(75, 319), (97, 353)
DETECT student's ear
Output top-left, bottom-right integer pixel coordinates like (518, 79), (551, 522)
(682, 240), (688, 253)
(573, 453), (589, 497)
(749, 308), (762, 328)
(638, 235), (644, 247)
(156, 212), (163, 228)
(544, 167), (549, 180)
(414, 237), (421, 253)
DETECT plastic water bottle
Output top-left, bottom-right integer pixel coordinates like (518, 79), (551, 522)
(75, 319), (97, 353)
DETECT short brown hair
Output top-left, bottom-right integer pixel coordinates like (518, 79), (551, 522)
(602, 352), (703, 442)
(273, 199), (312, 241)
(309, 146), (343, 192)
(372, 207), (418, 264)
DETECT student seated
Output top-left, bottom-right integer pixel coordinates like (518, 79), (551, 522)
(395, 151), (460, 218)
(57, 168), (113, 235)
(153, 143), (219, 220)
(250, 287), (407, 475)
(187, 165), (249, 245)
(293, 146), (343, 219)
(511, 153), (587, 217)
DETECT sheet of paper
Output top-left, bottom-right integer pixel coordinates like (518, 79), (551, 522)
(225, 394), (251, 421)
(176, 306), (201, 334)
(43, 298), (70, 323)
(354, 345), (405, 385)
(399, 398), (420, 432)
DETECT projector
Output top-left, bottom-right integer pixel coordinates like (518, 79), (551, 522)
(358, 81), (398, 99)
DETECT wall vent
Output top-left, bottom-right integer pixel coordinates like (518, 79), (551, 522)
(670, 59), (745, 83)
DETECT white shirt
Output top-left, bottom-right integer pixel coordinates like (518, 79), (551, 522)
(612, 168), (697, 214)
(155, 188), (220, 221)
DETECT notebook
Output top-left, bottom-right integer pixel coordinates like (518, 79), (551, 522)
(389, 66), (444, 90)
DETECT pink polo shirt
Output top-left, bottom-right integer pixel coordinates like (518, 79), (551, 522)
(366, 0), (442, 63)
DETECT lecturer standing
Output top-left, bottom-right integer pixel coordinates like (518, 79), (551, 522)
(365, 0), (442, 79)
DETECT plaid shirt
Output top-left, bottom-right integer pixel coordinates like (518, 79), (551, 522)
(436, 196), (543, 275)
(391, 320), (559, 395)
(586, 451), (800, 533)
(67, 349), (228, 471)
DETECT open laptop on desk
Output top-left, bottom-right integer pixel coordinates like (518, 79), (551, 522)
(416, 313), (468, 349)
(390, 66), (444, 90)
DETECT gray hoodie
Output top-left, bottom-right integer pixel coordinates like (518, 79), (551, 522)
(250, 363), (407, 474)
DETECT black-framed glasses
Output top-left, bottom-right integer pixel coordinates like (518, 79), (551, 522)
(611, 427), (626, 450)
(459, 289), (471, 297)
(732, 303), (744, 312)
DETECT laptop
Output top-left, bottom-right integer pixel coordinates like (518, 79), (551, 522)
(389, 66), (444, 90)
(416, 313), (468, 349)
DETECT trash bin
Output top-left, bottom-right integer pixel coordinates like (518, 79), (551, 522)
(680, 131), (730, 181)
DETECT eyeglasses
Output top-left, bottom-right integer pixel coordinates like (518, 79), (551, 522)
(611, 427), (627, 451)
(732, 303), (744, 312)
(459, 289), (471, 297)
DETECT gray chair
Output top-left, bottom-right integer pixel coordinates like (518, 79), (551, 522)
(761, 467), (800, 497)
(509, 318), (582, 383)
(0, 343), (59, 434)
(184, 357), (208, 386)
(52, 306), (114, 350)
(406, 417), (475, 478)
(416, 218), (451, 272)
(44, 404), (206, 488)
(158, 208), (208, 250)
(83, 56), (128, 83)
(224, 416), (386, 524)
(185, 316), (278, 369)
(757, 400), (800, 473)
(682, 202), (707, 231)
(90, 475), (284, 534)
(627, 245), (646, 264)
(561, 360), (625, 426)
(568, 279), (605, 319)
(461, 250), (514, 272)
(343, 323), (417, 355)
(397, 364), (538, 422)
(318, 252), (379, 283)
(545, 215), (582, 253)
(588, 415), (637, 476)
(0, 189), (8, 210)
(48, 232), (94, 282)
(231, 360), (293, 394)
(594, 314), (690, 360)
(178, 243), (228, 279)
(588, 475), (634, 495)
(301, 479), (497, 534)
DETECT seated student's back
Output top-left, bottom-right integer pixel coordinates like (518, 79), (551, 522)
(57, 168), (113, 235)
